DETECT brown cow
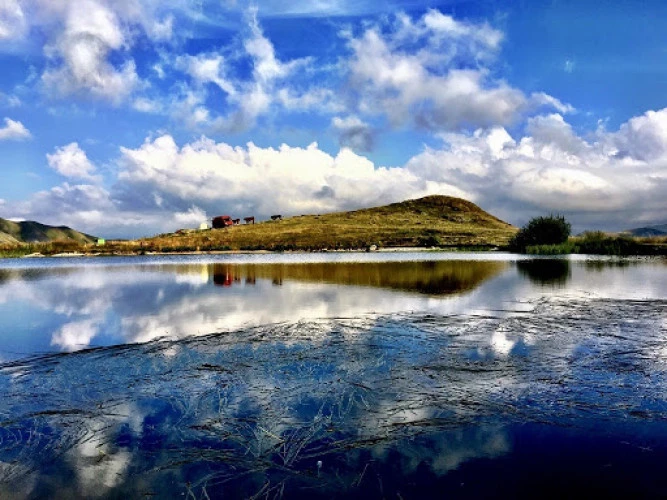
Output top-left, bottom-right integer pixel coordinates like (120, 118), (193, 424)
(244, 216), (255, 224)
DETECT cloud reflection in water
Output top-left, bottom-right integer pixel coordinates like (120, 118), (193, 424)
(0, 256), (666, 497)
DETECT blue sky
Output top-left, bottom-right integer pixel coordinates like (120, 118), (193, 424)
(1, 0), (666, 238)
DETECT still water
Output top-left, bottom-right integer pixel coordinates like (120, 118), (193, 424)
(0, 253), (666, 498)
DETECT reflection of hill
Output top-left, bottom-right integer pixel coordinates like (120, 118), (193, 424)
(209, 261), (507, 296)
(0, 267), (78, 284)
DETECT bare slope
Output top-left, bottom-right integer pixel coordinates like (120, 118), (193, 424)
(0, 217), (96, 244)
(141, 195), (516, 251)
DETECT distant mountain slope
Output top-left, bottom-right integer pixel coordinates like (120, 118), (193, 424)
(0, 217), (96, 244)
(626, 223), (667, 237)
(141, 195), (517, 251)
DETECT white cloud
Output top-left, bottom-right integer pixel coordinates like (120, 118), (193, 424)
(41, 0), (140, 103)
(146, 13), (174, 41)
(1, 0), (182, 104)
(0, 117), (31, 140)
(0, 93), (22, 108)
(277, 87), (342, 113)
(406, 108), (667, 229)
(51, 318), (101, 351)
(0, 0), (26, 40)
(7, 107), (667, 236)
(168, 10), (335, 132)
(611, 108), (667, 161)
(529, 92), (576, 115)
(176, 52), (237, 96)
(47, 142), (100, 181)
(216, 9), (313, 130)
(115, 134), (454, 219)
(6, 180), (205, 238)
(344, 11), (568, 132)
(132, 97), (162, 113)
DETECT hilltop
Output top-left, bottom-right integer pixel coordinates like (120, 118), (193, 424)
(0, 217), (96, 245)
(136, 195), (516, 252)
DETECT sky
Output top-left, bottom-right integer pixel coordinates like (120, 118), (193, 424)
(0, 0), (666, 238)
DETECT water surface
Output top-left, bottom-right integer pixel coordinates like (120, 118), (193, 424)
(0, 253), (666, 498)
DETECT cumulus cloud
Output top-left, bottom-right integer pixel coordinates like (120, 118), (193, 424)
(6, 107), (667, 237)
(47, 142), (100, 181)
(114, 134), (455, 219)
(4, 129), (448, 233)
(344, 10), (568, 131)
(6, 180), (206, 238)
(611, 109), (667, 161)
(406, 108), (667, 229)
(332, 115), (375, 151)
(0, 117), (31, 140)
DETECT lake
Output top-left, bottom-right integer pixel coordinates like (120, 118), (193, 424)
(0, 253), (666, 498)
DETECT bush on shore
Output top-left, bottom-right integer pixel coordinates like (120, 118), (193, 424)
(523, 231), (657, 256)
(509, 215), (571, 252)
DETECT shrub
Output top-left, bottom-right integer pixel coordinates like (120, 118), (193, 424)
(509, 215), (571, 252)
(418, 234), (442, 247)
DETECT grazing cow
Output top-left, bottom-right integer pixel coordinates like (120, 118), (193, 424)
(244, 216), (255, 224)
(232, 218), (241, 225)
(270, 214), (282, 221)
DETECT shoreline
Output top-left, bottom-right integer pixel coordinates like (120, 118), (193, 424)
(16, 246), (483, 259)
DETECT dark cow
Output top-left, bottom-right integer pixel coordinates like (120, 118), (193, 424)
(270, 214), (282, 221)
(244, 216), (255, 224)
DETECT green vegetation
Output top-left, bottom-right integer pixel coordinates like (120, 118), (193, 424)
(519, 230), (667, 256)
(0, 240), (88, 258)
(509, 215), (571, 252)
(0, 217), (96, 245)
(510, 216), (667, 256)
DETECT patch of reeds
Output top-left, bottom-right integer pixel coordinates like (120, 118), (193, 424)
(524, 231), (667, 256)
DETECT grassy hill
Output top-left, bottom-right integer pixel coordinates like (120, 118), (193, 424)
(137, 195), (516, 252)
(0, 217), (96, 244)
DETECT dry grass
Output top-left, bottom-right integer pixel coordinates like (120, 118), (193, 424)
(0, 196), (517, 256)
(137, 196), (517, 252)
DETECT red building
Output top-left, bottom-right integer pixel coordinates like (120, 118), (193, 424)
(212, 215), (234, 229)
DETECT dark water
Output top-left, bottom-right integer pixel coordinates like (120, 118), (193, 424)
(0, 253), (666, 498)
